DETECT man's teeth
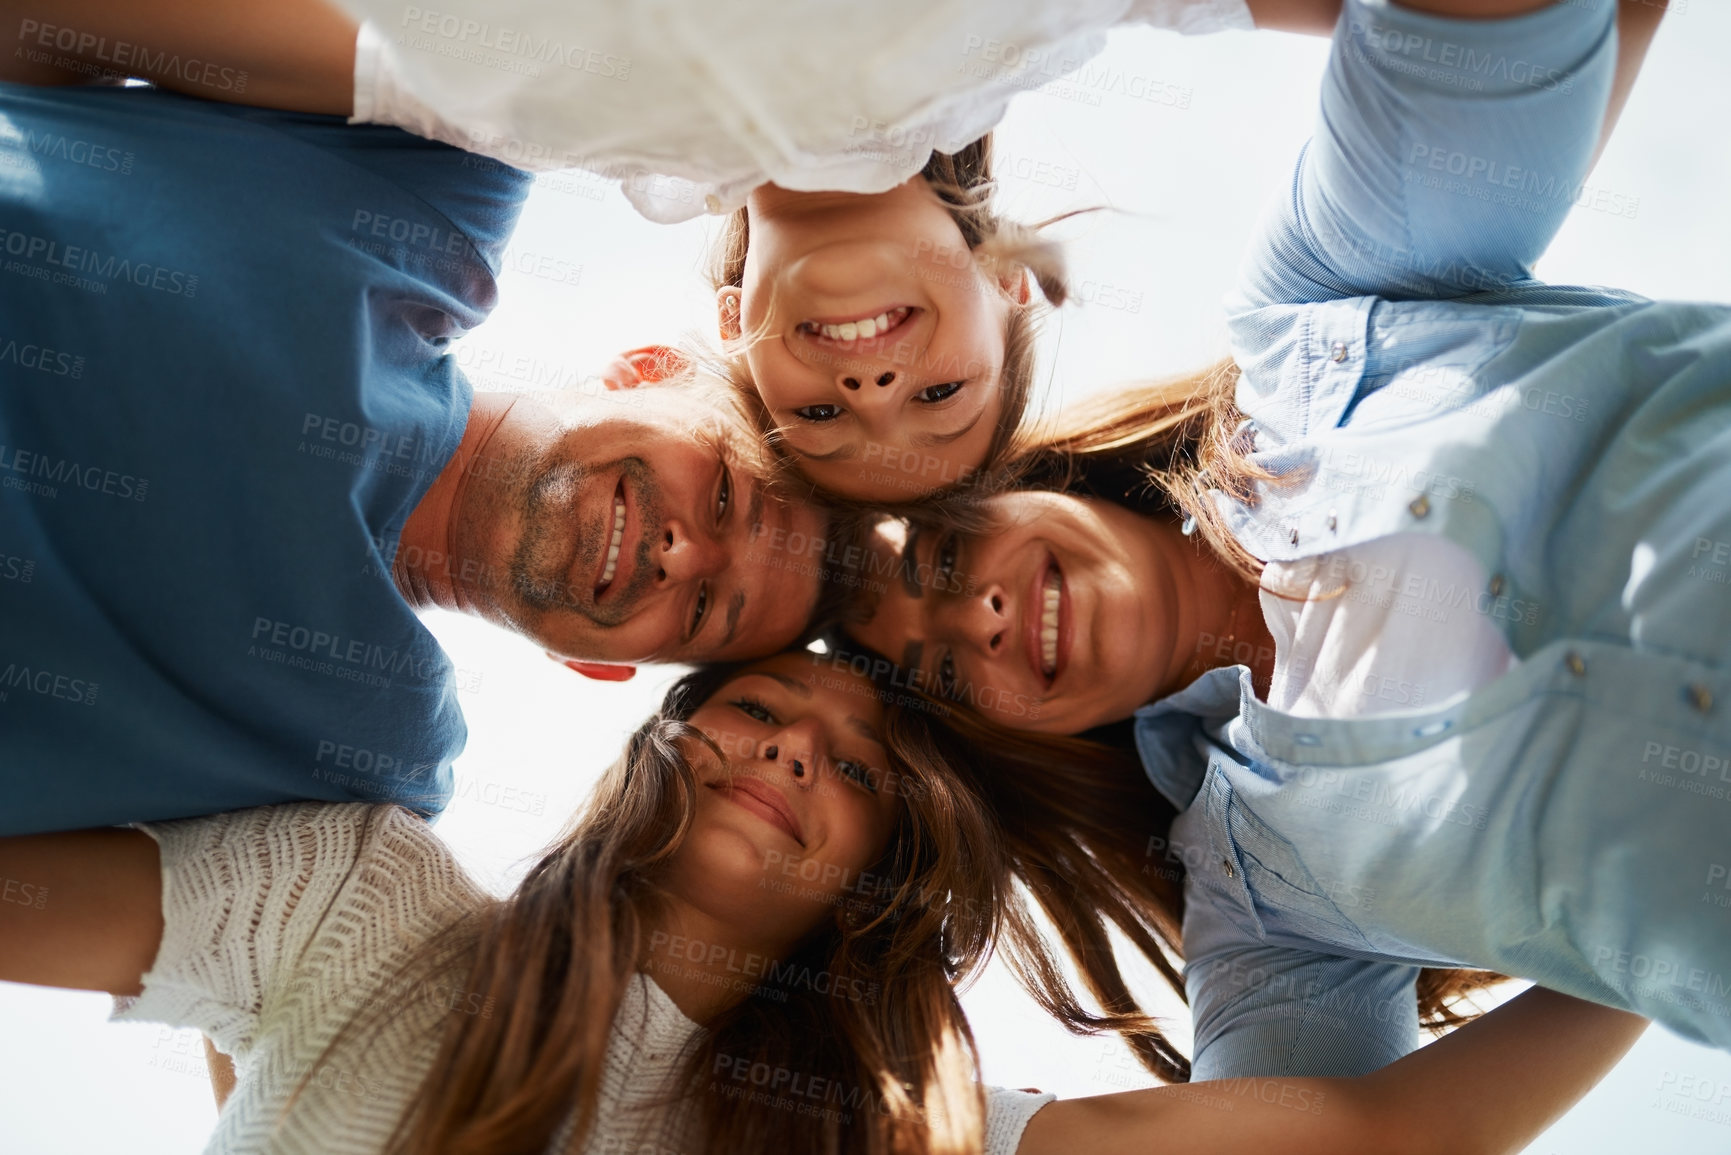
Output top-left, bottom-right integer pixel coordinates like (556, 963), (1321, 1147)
(1040, 570), (1061, 677)
(811, 306), (909, 342)
(600, 496), (625, 588)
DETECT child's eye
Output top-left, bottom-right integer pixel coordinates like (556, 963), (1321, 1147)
(916, 381), (963, 404)
(935, 533), (959, 582)
(794, 405), (844, 422)
(937, 653), (958, 698)
(836, 759), (877, 793)
(729, 696), (776, 724)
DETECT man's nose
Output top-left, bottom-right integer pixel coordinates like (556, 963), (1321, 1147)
(938, 584), (1009, 658)
(655, 521), (726, 585)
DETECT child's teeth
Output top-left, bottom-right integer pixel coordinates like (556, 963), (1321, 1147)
(600, 497), (625, 587)
(1040, 570), (1061, 676)
(811, 308), (906, 342)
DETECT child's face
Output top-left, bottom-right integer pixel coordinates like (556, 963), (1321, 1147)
(665, 653), (905, 941)
(724, 179), (1025, 502)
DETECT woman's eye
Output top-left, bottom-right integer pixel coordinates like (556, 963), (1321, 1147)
(916, 381), (963, 404)
(937, 653), (958, 697)
(716, 467), (731, 520)
(837, 760), (877, 793)
(935, 534), (959, 582)
(794, 405), (844, 422)
(729, 697), (775, 724)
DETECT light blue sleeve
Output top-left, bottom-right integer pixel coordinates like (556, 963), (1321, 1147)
(1233, 0), (1619, 312)
(1186, 942), (1422, 1080)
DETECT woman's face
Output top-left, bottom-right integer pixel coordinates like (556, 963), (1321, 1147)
(723, 180), (1024, 502)
(668, 652), (904, 937)
(846, 492), (1191, 735)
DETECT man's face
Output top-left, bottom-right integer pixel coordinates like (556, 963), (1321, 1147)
(453, 384), (829, 664)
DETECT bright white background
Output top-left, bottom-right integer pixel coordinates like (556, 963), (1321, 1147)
(5, 6), (1731, 1152)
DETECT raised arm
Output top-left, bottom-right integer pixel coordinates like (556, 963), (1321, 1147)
(1020, 986), (1646, 1155)
(0, 0), (357, 113)
(0, 827), (162, 995)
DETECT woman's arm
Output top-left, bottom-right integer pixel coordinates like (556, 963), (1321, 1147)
(0, 0), (357, 114)
(1020, 986), (1645, 1155)
(0, 828), (162, 995)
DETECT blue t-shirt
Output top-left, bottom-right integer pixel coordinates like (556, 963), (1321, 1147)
(0, 85), (531, 834)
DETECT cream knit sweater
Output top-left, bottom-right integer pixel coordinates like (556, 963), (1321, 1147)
(113, 803), (1053, 1154)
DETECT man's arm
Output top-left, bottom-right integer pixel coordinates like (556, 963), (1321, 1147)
(0, 0), (357, 113)
(1020, 986), (1645, 1155)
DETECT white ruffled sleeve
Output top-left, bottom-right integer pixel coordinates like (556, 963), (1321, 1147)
(1129, 0), (1255, 33)
(984, 1084), (1057, 1155)
(109, 803), (397, 1063)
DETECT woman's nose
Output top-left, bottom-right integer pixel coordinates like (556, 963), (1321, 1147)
(761, 717), (822, 783)
(941, 585), (1008, 657)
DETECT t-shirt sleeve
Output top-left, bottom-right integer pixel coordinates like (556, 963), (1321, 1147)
(109, 803), (392, 1062)
(983, 1084), (1057, 1155)
(1126, 0), (1255, 34)
(1233, 0), (1617, 312)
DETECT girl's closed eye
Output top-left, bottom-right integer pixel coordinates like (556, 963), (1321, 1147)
(835, 758), (878, 793)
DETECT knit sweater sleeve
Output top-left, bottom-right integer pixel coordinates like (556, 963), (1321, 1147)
(984, 1085), (1057, 1155)
(109, 802), (438, 1064)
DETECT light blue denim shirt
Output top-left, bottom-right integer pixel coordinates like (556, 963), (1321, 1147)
(1134, 0), (1731, 1079)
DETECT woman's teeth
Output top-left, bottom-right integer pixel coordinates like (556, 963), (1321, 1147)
(801, 306), (910, 342)
(1040, 569), (1061, 678)
(600, 495), (625, 589)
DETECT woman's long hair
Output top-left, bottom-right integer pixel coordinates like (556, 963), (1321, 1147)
(708, 136), (1071, 488)
(303, 662), (1006, 1155)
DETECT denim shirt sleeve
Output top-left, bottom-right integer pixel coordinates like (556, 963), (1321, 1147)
(1187, 944), (1422, 1080)
(1231, 0), (1617, 313)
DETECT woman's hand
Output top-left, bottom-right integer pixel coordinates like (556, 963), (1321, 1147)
(0, 828), (162, 995)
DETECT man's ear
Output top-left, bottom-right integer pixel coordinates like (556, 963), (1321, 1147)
(599, 345), (687, 391)
(1001, 266), (1032, 306)
(548, 651), (638, 682)
(715, 285), (744, 341)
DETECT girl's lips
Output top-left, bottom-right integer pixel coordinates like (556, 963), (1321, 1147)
(712, 777), (805, 845)
(796, 305), (917, 347)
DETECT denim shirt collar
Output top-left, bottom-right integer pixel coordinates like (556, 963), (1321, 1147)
(1133, 666), (1252, 809)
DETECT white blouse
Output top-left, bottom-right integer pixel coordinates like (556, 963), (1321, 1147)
(343, 0), (1254, 221)
(1260, 533), (1518, 719)
(112, 803), (1053, 1154)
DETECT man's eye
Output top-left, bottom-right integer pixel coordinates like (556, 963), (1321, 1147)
(717, 467), (732, 521)
(691, 582), (710, 637)
(837, 759), (877, 793)
(729, 696), (774, 724)
(794, 405), (844, 422)
(916, 381), (963, 404)
(937, 652), (957, 697)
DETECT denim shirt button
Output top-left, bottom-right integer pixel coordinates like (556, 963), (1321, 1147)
(1408, 495), (1431, 519)
(1327, 511), (1338, 533)
(1222, 858), (1238, 879)
(1488, 573), (1506, 597)
(1564, 651), (1587, 677)
(1688, 683), (1714, 713)
(1290, 526), (1300, 546)
(1330, 341), (1349, 363)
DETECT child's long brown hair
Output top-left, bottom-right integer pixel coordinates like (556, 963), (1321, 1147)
(303, 662), (1007, 1155)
